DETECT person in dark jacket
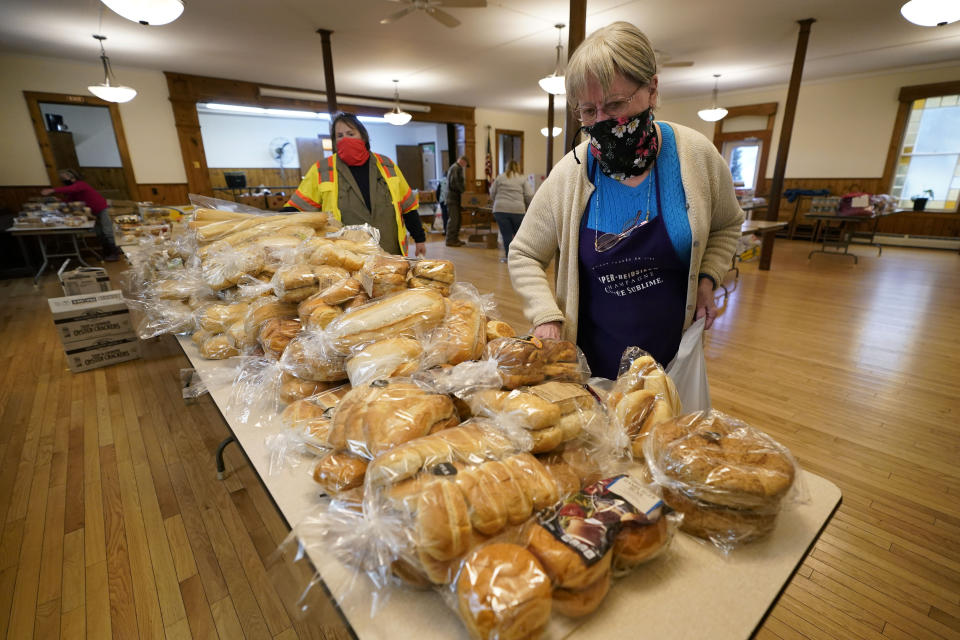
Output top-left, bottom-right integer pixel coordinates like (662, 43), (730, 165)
(444, 155), (469, 247)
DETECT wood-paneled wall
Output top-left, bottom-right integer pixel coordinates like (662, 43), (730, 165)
(0, 184), (191, 214)
(0, 186), (46, 215)
(208, 168), (300, 190)
(755, 177), (959, 238)
(137, 184), (190, 206)
(82, 167), (130, 200)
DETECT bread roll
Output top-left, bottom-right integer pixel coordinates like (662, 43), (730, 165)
(312, 452), (368, 493)
(280, 398), (333, 446)
(275, 264), (317, 291)
(310, 241), (365, 271)
(454, 468), (509, 536)
(279, 373), (335, 405)
(344, 336), (423, 386)
(526, 524), (612, 591)
(485, 337), (545, 389)
(198, 302), (249, 334)
(411, 259), (454, 284)
(434, 299), (486, 365)
(314, 265), (351, 290)
(200, 334), (239, 359)
(485, 320), (516, 341)
(202, 245), (264, 290)
(662, 486), (778, 544)
(327, 380), (459, 459)
(191, 327), (214, 347)
(247, 298), (298, 338)
(416, 480), (472, 561)
(325, 289), (446, 352)
(468, 389), (560, 430)
(258, 317), (301, 359)
(614, 355), (682, 415)
(503, 454), (559, 512)
(615, 389), (674, 459)
(317, 277), (361, 305)
(280, 338), (348, 382)
(343, 290), (370, 310)
(456, 543), (551, 640)
(227, 319), (256, 352)
(612, 516), (669, 570)
(298, 294), (341, 330)
(407, 276), (451, 296)
(551, 571), (611, 618)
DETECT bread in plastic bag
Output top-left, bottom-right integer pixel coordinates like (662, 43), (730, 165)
(421, 283), (487, 367)
(345, 336), (424, 387)
(278, 331), (348, 383)
(258, 317), (301, 360)
(484, 336), (546, 389)
(195, 302), (249, 334)
(485, 320), (516, 342)
(643, 410), (803, 553)
(358, 254), (409, 299)
(323, 288), (446, 354)
(407, 259), (455, 296)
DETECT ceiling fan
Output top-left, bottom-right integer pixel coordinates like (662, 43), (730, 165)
(380, 0), (487, 28)
(656, 49), (694, 68)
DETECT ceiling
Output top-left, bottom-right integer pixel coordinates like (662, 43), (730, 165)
(1, 0), (958, 114)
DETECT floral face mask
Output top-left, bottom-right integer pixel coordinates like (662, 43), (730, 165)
(584, 108), (659, 181)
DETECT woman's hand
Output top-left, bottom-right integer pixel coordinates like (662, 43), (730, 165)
(532, 321), (562, 340)
(695, 277), (718, 330)
(40, 188), (54, 196)
(415, 242), (426, 258)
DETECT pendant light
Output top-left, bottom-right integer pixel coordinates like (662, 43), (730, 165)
(900, 0), (960, 26)
(87, 35), (137, 103)
(538, 23), (566, 95)
(697, 74), (728, 122)
(541, 127), (562, 137)
(100, 0), (184, 26)
(383, 80), (412, 126)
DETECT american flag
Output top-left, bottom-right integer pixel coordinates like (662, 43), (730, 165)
(485, 130), (493, 190)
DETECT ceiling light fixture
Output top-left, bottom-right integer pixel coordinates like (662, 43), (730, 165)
(100, 0), (184, 26)
(87, 35), (137, 103)
(899, 0), (960, 26)
(383, 80), (413, 126)
(539, 23), (566, 95)
(541, 127), (562, 137)
(697, 74), (728, 122)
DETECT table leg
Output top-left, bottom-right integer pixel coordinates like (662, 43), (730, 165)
(72, 233), (91, 268)
(33, 236), (50, 285)
(216, 435), (237, 480)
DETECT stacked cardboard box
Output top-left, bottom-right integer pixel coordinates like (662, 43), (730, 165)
(48, 290), (140, 373)
(58, 264), (111, 296)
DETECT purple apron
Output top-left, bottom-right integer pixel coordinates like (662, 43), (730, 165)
(577, 170), (688, 379)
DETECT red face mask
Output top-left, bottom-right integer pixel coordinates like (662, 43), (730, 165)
(336, 137), (370, 166)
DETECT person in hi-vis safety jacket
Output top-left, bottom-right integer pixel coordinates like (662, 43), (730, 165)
(285, 112), (426, 256)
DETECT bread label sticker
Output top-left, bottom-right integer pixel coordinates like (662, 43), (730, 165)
(538, 475), (656, 566)
(430, 462), (458, 476)
(607, 475), (663, 516)
(530, 381), (591, 404)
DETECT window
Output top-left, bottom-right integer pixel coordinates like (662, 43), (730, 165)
(722, 139), (761, 190)
(891, 95), (960, 211)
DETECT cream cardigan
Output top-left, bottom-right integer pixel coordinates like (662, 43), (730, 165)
(508, 121), (744, 341)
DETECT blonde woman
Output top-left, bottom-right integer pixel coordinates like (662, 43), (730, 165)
(508, 21), (743, 378)
(490, 160), (533, 262)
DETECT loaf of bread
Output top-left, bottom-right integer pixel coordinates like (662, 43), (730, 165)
(432, 299), (486, 365)
(407, 276), (451, 296)
(456, 543), (552, 640)
(309, 240), (366, 272)
(551, 570), (611, 618)
(615, 389), (674, 459)
(485, 337), (546, 389)
(324, 289), (446, 353)
(327, 380), (459, 460)
(280, 397), (334, 448)
(411, 259), (455, 284)
(358, 255), (410, 298)
(317, 277), (361, 305)
(312, 451), (368, 493)
(611, 355), (682, 415)
(279, 373), (341, 405)
(344, 336), (423, 386)
(226, 319), (256, 353)
(246, 297), (298, 339)
(201, 245), (264, 290)
(280, 336), (348, 382)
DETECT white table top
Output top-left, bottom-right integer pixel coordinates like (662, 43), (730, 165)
(175, 335), (841, 640)
(741, 220), (787, 235)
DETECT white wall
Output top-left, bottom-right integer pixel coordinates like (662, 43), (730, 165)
(475, 107), (566, 182)
(657, 62), (960, 179)
(198, 111), (448, 182)
(0, 51), (185, 186)
(39, 102), (122, 167)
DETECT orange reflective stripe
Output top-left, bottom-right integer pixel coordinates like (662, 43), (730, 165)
(376, 154), (395, 178)
(291, 190), (321, 210)
(398, 188), (418, 214)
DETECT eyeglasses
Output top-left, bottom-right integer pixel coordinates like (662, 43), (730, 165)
(574, 86), (644, 124)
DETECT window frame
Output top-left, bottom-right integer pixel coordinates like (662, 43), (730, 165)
(883, 80), (960, 214)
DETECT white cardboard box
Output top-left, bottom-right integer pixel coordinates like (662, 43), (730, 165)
(58, 264), (111, 296)
(61, 334), (140, 373)
(48, 290), (134, 346)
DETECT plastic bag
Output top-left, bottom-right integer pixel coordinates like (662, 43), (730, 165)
(407, 259), (456, 296)
(322, 288), (447, 355)
(345, 336), (424, 387)
(643, 410), (806, 554)
(225, 357), (284, 428)
(665, 317), (711, 413)
(421, 283), (487, 367)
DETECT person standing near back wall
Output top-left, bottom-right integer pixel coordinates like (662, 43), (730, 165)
(445, 155), (469, 247)
(490, 160), (533, 263)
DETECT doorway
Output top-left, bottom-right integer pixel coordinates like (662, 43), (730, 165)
(24, 92), (138, 200)
(722, 139), (762, 190)
(495, 129), (524, 175)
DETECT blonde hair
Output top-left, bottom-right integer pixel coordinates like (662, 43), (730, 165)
(504, 160), (521, 178)
(565, 21), (658, 107)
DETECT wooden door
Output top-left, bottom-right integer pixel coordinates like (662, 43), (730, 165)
(395, 145), (424, 190)
(296, 137), (326, 180)
(47, 131), (79, 174)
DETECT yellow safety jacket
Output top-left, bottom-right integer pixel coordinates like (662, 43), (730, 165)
(285, 153), (419, 255)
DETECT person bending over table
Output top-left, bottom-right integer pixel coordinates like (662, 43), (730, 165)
(508, 21), (744, 379)
(41, 169), (120, 261)
(285, 112), (426, 257)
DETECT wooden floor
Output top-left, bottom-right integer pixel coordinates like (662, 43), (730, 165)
(1, 233), (958, 639)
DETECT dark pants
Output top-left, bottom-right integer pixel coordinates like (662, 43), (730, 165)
(440, 202), (448, 232)
(445, 199), (462, 244)
(494, 212), (524, 257)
